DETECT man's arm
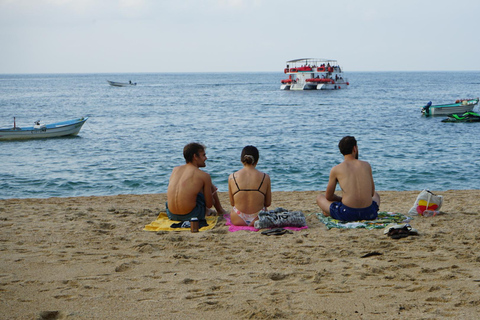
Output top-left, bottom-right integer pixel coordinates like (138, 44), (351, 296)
(202, 173), (214, 208)
(368, 164), (375, 197)
(325, 167), (342, 202)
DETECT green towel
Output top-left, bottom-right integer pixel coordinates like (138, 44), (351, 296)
(316, 211), (409, 230)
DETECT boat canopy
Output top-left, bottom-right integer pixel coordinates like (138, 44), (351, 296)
(286, 58), (338, 65)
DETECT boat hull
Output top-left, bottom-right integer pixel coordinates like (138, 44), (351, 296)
(0, 117), (88, 141)
(427, 104), (475, 116)
(107, 80), (136, 87)
(284, 81), (348, 91)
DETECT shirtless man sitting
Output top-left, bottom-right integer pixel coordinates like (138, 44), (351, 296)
(316, 136), (380, 221)
(166, 142), (226, 221)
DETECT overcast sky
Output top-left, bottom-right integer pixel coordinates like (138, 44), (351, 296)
(1, 0), (479, 74)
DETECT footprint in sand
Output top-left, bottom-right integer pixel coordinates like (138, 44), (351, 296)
(268, 272), (287, 281)
(37, 310), (64, 319)
(115, 263), (131, 272)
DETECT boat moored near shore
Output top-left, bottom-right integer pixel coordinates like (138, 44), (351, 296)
(422, 98), (479, 116)
(0, 117), (88, 141)
(280, 58), (349, 90)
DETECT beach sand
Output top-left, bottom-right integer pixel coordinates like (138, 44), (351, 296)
(1, 190), (480, 319)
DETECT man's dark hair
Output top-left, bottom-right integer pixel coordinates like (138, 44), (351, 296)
(241, 145), (259, 165)
(183, 142), (205, 163)
(338, 136), (357, 155)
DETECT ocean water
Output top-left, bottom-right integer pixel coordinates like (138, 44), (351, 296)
(1, 71), (479, 199)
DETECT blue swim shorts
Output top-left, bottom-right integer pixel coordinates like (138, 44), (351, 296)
(329, 201), (379, 221)
(166, 192), (206, 221)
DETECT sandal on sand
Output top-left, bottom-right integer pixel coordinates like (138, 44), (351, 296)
(384, 224), (418, 239)
(388, 227), (410, 239)
(261, 228), (292, 236)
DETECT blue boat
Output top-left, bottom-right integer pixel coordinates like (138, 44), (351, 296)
(0, 117), (88, 141)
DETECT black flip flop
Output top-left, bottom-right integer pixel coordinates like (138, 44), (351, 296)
(261, 228), (289, 236)
(387, 226), (410, 239)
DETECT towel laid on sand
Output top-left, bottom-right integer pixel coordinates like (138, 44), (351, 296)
(316, 211), (409, 230)
(144, 212), (218, 232)
(254, 208), (307, 229)
(224, 213), (308, 232)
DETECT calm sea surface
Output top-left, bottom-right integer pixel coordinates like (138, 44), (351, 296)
(1, 72), (479, 199)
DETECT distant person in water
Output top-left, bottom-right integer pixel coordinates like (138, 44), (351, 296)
(228, 146), (271, 226)
(316, 136), (380, 221)
(166, 142), (227, 221)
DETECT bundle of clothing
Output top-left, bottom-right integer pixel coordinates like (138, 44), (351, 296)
(170, 219), (208, 229)
(254, 208), (307, 229)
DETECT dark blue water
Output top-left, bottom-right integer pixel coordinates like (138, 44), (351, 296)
(1, 72), (479, 199)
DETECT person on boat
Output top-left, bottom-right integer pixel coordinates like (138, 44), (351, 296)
(166, 142), (227, 222)
(228, 146), (272, 226)
(316, 136), (380, 221)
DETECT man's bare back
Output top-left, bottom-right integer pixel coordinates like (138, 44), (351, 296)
(316, 136), (380, 220)
(166, 143), (227, 221)
(329, 159), (375, 208)
(167, 163), (213, 215)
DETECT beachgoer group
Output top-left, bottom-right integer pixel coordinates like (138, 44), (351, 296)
(166, 136), (380, 225)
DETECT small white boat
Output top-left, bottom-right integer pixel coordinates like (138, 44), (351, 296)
(280, 58), (349, 90)
(422, 98), (479, 116)
(0, 117), (88, 141)
(107, 80), (137, 87)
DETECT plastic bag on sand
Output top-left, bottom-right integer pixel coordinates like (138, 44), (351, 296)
(408, 189), (443, 216)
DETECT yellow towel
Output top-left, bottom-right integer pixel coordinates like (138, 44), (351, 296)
(144, 212), (218, 232)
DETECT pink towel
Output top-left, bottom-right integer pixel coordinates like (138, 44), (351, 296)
(224, 214), (308, 232)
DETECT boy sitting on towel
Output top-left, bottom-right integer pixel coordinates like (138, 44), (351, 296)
(166, 142), (227, 221)
(316, 136), (381, 221)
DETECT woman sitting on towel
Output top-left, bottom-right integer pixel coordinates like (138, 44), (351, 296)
(228, 146), (272, 226)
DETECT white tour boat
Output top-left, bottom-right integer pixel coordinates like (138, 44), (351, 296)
(280, 58), (349, 90)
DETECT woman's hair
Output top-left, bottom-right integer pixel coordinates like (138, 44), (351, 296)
(241, 145), (259, 165)
(183, 142), (205, 163)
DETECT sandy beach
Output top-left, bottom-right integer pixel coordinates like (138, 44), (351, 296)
(1, 190), (480, 319)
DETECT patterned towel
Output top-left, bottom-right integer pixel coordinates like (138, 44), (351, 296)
(316, 211), (409, 230)
(254, 208), (307, 229)
(224, 213), (308, 232)
(144, 212), (218, 232)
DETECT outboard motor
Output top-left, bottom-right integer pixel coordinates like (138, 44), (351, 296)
(422, 101), (432, 116)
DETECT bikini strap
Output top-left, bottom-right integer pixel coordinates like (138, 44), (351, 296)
(232, 173), (241, 196)
(232, 172), (266, 196)
(257, 173), (266, 191)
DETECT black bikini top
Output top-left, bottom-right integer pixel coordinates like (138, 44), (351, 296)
(232, 173), (266, 197)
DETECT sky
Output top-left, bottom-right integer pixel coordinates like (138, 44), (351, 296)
(1, 0), (479, 74)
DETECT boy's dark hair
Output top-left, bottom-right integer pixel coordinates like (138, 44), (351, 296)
(183, 142), (205, 163)
(338, 136), (357, 155)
